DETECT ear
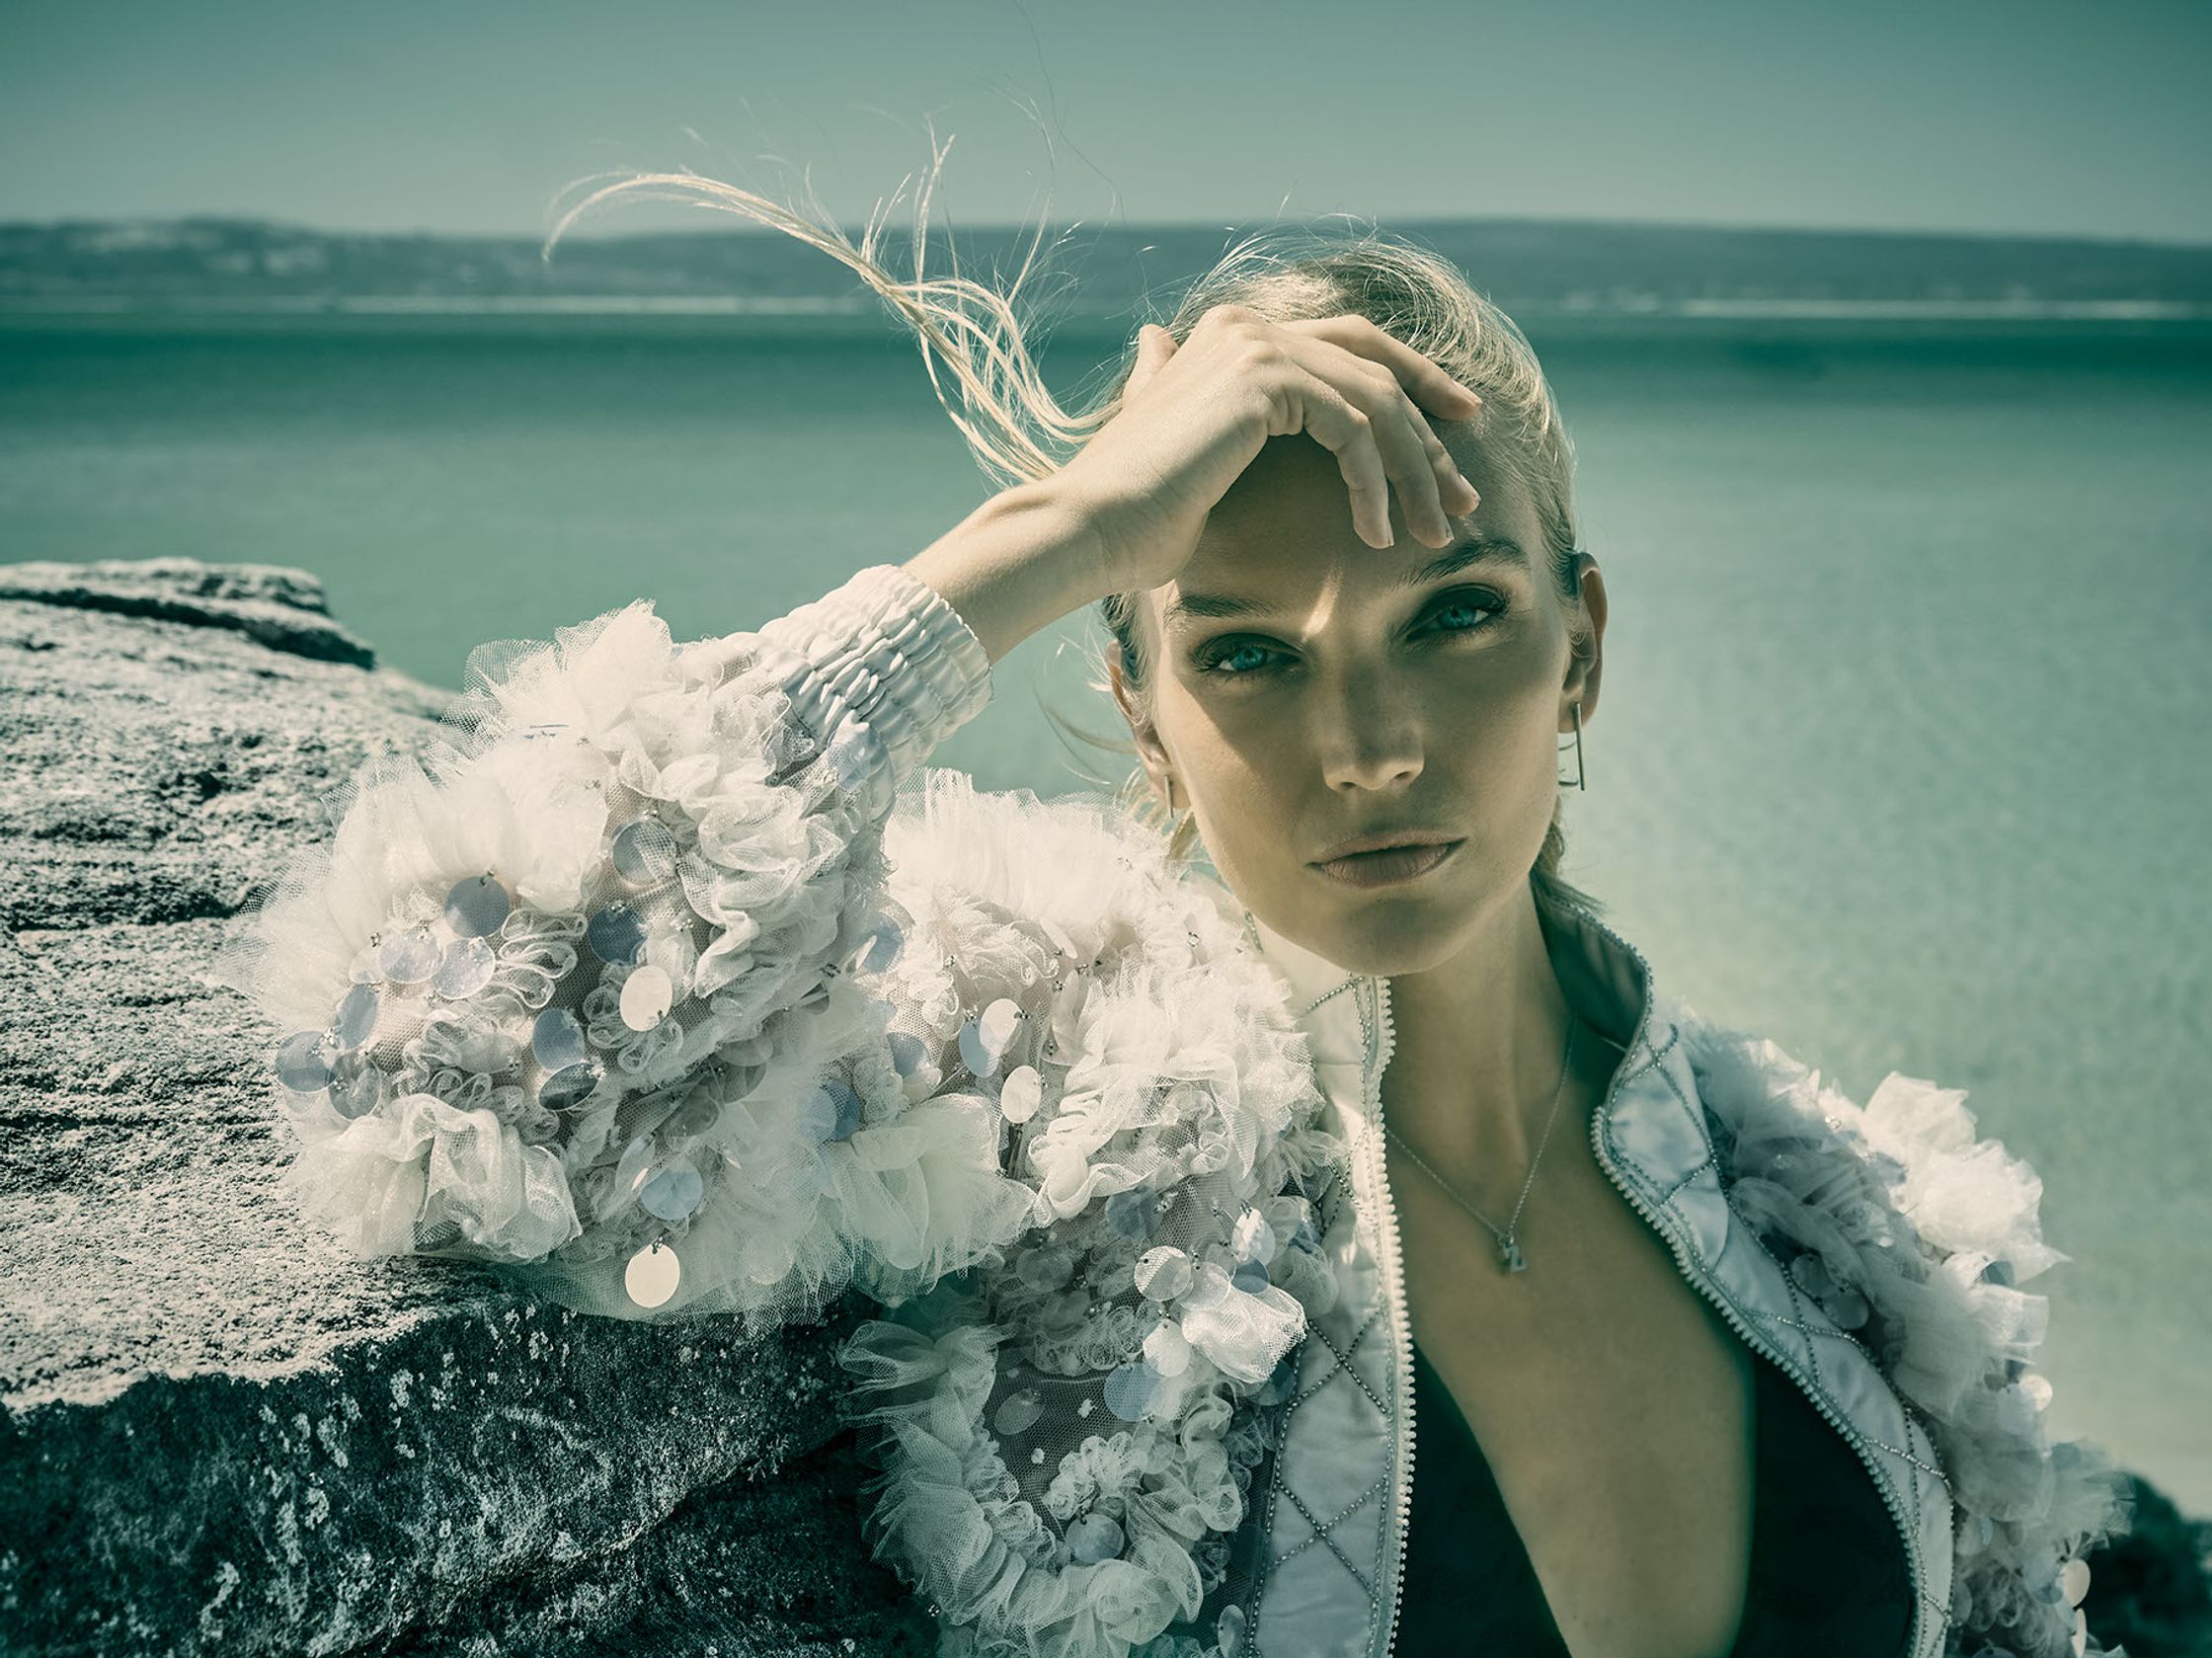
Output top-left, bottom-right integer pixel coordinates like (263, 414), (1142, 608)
(1106, 649), (1176, 805)
(1562, 552), (1607, 728)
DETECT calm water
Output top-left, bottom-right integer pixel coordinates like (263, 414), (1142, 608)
(4, 312), (2206, 1510)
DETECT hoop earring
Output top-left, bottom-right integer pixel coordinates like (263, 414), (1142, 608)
(1558, 701), (1586, 790)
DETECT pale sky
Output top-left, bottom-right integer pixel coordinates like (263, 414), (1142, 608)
(5, 0), (2208, 242)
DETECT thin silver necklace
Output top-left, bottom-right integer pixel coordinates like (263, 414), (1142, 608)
(1383, 1017), (1580, 1274)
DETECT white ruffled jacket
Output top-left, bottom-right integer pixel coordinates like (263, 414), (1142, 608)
(211, 563), (2133, 1658)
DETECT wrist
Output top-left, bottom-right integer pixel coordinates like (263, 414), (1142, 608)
(903, 477), (1108, 667)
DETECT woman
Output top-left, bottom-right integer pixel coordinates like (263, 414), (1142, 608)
(211, 163), (2132, 1658)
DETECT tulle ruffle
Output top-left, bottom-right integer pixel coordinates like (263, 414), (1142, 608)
(1681, 1017), (2135, 1658)
(836, 770), (1350, 1658)
(204, 599), (1034, 1334)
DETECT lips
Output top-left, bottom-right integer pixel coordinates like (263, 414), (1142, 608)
(1310, 830), (1462, 863)
(1311, 838), (1463, 888)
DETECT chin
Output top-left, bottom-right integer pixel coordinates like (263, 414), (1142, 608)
(1303, 894), (1475, 978)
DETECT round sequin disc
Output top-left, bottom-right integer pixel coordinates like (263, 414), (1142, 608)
(1181, 1261), (1232, 1310)
(958, 1019), (997, 1078)
(2060, 1558), (2091, 1608)
(377, 926), (440, 985)
(619, 965), (674, 1032)
(328, 1053), (385, 1120)
(640, 1162), (705, 1223)
(1102, 1360), (1163, 1423)
(332, 983), (381, 1052)
(1066, 1511), (1125, 1564)
(1134, 1246), (1195, 1302)
(433, 936), (497, 1000)
(442, 874), (512, 939)
(1230, 1258), (1271, 1294)
(539, 1062), (601, 1112)
(1232, 1210), (1278, 1265)
(586, 903), (646, 966)
(274, 1030), (333, 1094)
(531, 1007), (590, 1071)
(1218, 1603), (1248, 1657)
(855, 920), (904, 974)
(625, 1241), (681, 1308)
(611, 816), (680, 887)
(991, 1386), (1044, 1437)
(999, 1065), (1043, 1124)
(1050, 979), (1089, 1051)
(1015, 1244), (1075, 1293)
(979, 997), (1021, 1054)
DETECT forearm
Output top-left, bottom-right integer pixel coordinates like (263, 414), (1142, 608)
(902, 477), (1109, 668)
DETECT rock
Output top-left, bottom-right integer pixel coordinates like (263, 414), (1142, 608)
(0, 558), (378, 669)
(0, 560), (932, 1656)
(2083, 1472), (2212, 1658)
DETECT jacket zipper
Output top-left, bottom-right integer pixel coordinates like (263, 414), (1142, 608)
(1369, 973), (1414, 1658)
(1366, 924), (1933, 1658)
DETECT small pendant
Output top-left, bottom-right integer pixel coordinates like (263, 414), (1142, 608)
(1499, 1235), (1528, 1273)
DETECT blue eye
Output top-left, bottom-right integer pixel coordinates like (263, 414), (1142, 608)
(1192, 589), (1508, 679)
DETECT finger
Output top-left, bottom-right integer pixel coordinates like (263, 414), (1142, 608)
(1378, 366), (1462, 545)
(1275, 362), (1396, 550)
(1384, 383), (1458, 547)
(1282, 321), (1480, 529)
(1285, 338), (1459, 547)
(1287, 314), (1484, 420)
(1123, 323), (1177, 403)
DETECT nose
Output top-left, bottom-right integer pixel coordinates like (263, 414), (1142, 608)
(1315, 674), (1426, 795)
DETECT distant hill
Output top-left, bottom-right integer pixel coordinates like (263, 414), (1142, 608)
(1, 215), (2207, 318)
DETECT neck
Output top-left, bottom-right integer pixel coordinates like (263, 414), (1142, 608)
(1380, 882), (1586, 1188)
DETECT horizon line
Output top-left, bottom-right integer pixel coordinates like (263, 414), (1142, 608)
(3, 211), (2208, 254)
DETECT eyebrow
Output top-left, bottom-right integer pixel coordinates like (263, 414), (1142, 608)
(1161, 536), (1532, 627)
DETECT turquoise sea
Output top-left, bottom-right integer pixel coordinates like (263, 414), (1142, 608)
(3, 310), (2206, 1512)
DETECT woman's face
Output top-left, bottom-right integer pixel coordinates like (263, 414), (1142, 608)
(1113, 432), (1607, 977)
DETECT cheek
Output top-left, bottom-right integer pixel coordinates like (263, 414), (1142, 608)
(1151, 692), (1297, 872)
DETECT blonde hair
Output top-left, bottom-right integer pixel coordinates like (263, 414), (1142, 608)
(544, 142), (1609, 925)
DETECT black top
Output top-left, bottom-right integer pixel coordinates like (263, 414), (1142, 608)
(1394, 1336), (1915, 1657)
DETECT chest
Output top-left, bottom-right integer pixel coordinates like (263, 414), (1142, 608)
(1388, 1088), (1758, 1658)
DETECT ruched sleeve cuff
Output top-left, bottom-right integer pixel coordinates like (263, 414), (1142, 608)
(749, 563), (994, 823)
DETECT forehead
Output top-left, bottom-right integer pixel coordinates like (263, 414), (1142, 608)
(1157, 434), (1536, 626)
